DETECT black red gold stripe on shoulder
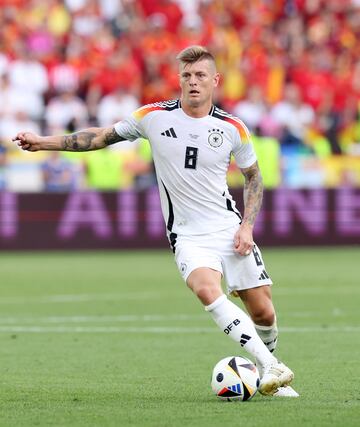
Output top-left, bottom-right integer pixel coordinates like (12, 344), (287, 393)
(224, 116), (251, 143)
(132, 100), (179, 120)
(132, 105), (166, 120)
(212, 108), (251, 143)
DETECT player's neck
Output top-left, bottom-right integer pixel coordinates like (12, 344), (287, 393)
(181, 99), (213, 118)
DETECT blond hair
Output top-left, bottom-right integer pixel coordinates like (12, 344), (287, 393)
(176, 45), (216, 67)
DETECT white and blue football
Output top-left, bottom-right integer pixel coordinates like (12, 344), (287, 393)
(211, 356), (260, 401)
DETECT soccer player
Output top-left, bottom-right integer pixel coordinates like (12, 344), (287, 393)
(13, 45), (297, 397)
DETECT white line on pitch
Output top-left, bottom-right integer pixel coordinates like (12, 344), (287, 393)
(274, 287), (359, 295)
(0, 310), (351, 324)
(0, 326), (358, 333)
(0, 314), (207, 324)
(0, 287), (359, 305)
(0, 292), (166, 304)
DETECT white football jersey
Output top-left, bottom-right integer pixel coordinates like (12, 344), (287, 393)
(114, 100), (257, 245)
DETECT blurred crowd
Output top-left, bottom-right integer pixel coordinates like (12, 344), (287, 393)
(0, 0), (359, 191)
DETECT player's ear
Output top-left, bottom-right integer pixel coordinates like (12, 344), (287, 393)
(213, 73), (220, 88)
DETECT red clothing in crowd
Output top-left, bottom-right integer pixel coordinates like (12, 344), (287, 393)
(138, 0), (183, 32)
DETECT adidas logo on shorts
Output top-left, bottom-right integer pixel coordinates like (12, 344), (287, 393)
(258, 270), (269, 280)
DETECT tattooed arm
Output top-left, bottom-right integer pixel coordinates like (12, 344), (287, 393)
(241, 161), (263, 227)
(12, 127), (124, 152)
(233, 161), (263, 255)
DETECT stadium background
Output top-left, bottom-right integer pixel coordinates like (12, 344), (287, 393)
(0, 2), (359, 427)
(0, 0), (359, 249)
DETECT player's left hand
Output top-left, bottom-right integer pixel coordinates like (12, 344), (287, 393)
(234, 223), (254, 256)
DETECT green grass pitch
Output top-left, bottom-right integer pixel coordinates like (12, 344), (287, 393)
(0, 247), (359, 427)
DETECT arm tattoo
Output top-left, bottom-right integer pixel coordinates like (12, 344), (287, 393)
(241, 162), (263, 226)
(104, 127), (125, 146)
(61, 132), (97, 151)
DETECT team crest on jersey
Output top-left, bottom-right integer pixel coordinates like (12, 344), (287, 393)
(208, 129), (224, 148)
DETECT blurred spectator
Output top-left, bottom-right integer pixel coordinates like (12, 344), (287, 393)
(252, 128), (281, 189)
(62, 33), (93, 96)
(313, 92), (341, 154)
(125, 139), (157, 190)
(84, 148), (129, 190)
(42, 152), (78, 192)
(173, 0), (203, 23)
(175, 15), (208, 51)
(86, 44), (141, 119)
(97, 87), (140, 128)
(110, 0), (144, 39)
(48, 51), (81, 95)
(338, 98), (360, 155)
(232, 86), (267, 132)
(0, 111), (41, 144)
(98, 0), (122, 21)
(8, 46), (49, 97)
(45, 89), (88, 134)
(139, 0), (183, 32)
(64, 0), (87, 13)
(0, 73), (44, 122)
(289, 49), (334, 112)
(71, 0), (103, 37)
(142, 76), (176, 105)
(227, 126), (281, 189)
(270, 83), (315, 149)
(47, 0), (72, 37)
(140, 13), (176, 80)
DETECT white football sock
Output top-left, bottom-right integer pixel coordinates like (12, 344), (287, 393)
(255, 320), (278, 353)
(205, 295), (276, 369)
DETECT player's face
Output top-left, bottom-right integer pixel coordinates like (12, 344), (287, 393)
(179, 59), (219, 108)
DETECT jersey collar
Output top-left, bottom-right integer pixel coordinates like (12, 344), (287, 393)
(178, 99), (215, 116)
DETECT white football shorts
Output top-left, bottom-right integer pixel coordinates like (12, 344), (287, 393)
(174, 224), (273, 294)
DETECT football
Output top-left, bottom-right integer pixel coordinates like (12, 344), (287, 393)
(211, 356), (260, 401)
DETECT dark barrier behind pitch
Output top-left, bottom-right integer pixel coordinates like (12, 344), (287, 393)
(0, 188), (359, 250)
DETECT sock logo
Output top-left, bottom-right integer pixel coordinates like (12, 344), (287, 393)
(239, 333), (251, 347)
(264, 336), (277, 353)
(224, 319), (241, 335)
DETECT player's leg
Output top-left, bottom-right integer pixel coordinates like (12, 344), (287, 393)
(221, 235), (294, 395)
(186, 267), (278, 373)
(236, 286), (299, 396)
(174, 232), (293, 395)
(235, 285), (279, 353)
(185, 267), (223, 305)
(235, 287), (299, 397)
(224, 240), (279, 354)
(187, 267), (293, 395)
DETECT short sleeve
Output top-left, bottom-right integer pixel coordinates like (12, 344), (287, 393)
(231, 122), (257, 169)
(114, 113), (146, 142)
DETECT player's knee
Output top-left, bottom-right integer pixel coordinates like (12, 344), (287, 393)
(251, 306), (276, 326)
(186, 268), (222, 305)
(187, 280), (210, 299)
(187, 280), (220, 305)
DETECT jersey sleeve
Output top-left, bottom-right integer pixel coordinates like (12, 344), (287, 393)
(114, 103), (168, 141)
(231, 121), (257, 168)
(114, 113), (146, 142)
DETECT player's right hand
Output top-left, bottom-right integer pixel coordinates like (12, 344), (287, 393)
(12, 132), (42, 152)
(233, 223), (255, 256)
